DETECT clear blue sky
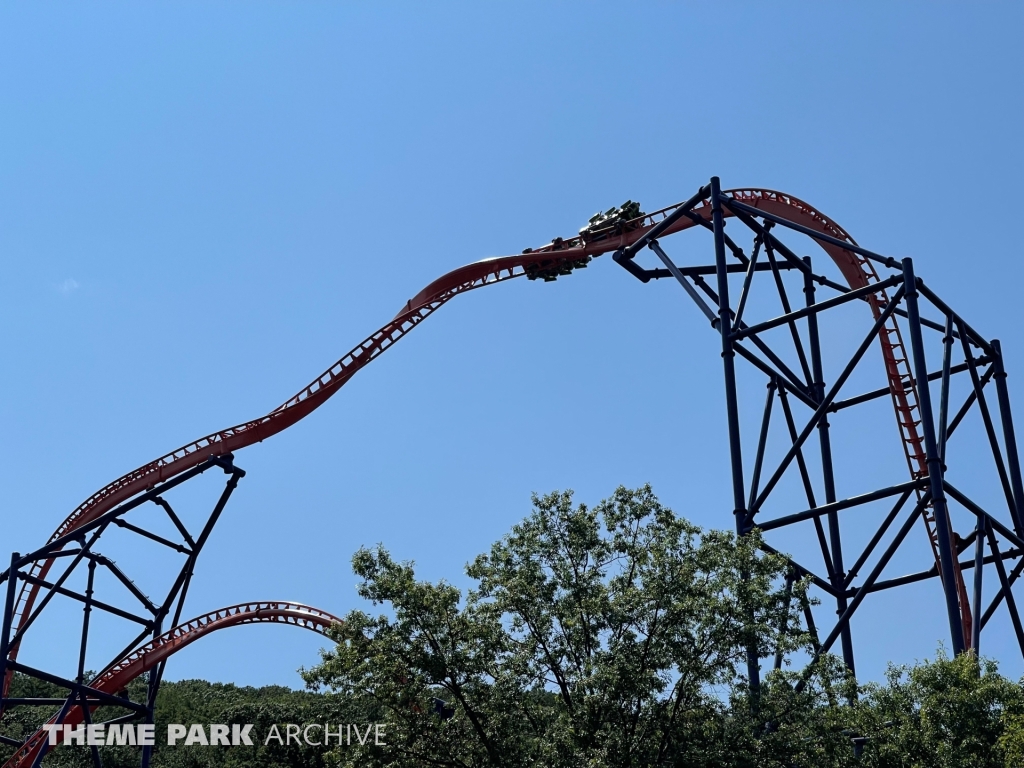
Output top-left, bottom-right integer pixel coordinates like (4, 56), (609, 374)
(2, 3), (1023, 688)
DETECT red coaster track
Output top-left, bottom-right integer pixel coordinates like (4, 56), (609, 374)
(4, 602), (340, 767)
(5, 188), (967, 683)
(3, 187), (977, 766)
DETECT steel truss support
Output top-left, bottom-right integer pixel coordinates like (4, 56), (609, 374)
(709, 178), (761, 698)
(902, 259), (966, 654)
(615, 176), (1024, 690)
(0, 455), (245, 764)
(3, 176), (1021, 756)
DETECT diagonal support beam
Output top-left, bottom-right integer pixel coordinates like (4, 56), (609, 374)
(986, 525), (1024, 658)
(752, 285), (906, 514)
(797, 493), (930, 690)
(903, 259), (966, 655)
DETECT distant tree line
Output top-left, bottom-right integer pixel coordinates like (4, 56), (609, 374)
(2, 486), (1022, 767)
(0, 674), (375, 767)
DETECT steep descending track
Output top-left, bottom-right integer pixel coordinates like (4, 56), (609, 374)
(4, 602), (340, 768)
(5, 188), (965, 704)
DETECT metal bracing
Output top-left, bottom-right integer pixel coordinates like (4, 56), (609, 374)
(3, 177), (1022, 763)
(4, 602), (339, 768)
(0, 456), (245, 765)
(615, 177), (1024, 687)
(709, 178), (761, 696)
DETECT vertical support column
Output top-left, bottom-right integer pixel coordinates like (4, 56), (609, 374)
(902, 258), (967, 655)
(0, 552), (20, 708)
(992, 339), (1024, 535)
(804, 258), (855, 676)
(972, 517), (984, 653)
(76, 558), (96, 684)
(77, 688), (103, 768)
(141, 618), (161, 768)
(937, 314), (955, 466)
(710, 177), (760, 695)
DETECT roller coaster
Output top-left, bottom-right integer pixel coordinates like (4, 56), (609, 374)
(2, 177), (1023, 766)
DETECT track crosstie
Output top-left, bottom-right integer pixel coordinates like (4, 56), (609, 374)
(5, 181), (1019, 767)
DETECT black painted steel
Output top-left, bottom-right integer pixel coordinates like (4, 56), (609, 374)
(805, 256), (855, 675)
(4, 176), (1024, 761)
(710, 177), (761, 696)
(613, 176), (1024, 693)
(993, 339), (1024, 535)
(1, 457), (246, 764)
(902, 259), (966, 655)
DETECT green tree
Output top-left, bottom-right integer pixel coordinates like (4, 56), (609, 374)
(0, 675), (372, 768)
(849, 651), (1024, 768)
(7, 486), (1022, 767)
(303, 485), (811, 767)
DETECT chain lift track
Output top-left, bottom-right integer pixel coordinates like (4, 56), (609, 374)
(3, 178), (1024, 765)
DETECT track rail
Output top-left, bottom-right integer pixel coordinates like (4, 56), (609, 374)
(724, 191), (970, 642)
(3, 602), (340, 768)
(5, 188), (968, 704)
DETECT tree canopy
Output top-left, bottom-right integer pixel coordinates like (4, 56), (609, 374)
(304, 485), (1024, 768)
(3, 486), (1021, 767)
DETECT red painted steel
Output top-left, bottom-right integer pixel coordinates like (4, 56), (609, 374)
(3, 602), (341, 768)
(4, 188), (970, 709)
(725, 191), (971, 645)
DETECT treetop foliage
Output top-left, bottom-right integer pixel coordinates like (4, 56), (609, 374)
(2, 486), (1021, 767)
(304, 486), (1024, 767)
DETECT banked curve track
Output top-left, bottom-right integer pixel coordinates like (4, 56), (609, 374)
(4, 602), (341, 768)
(5, 187), (946, 718)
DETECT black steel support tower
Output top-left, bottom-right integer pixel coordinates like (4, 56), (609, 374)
(4, 176), (1024, 765)
(616, 177), (1024, 687)
(0, 455), (245, 768)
